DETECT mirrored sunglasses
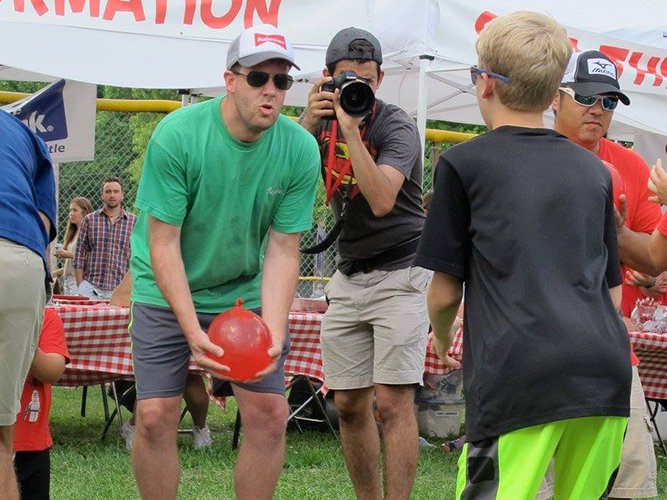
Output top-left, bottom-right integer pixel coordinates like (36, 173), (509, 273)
(232, 70), (294, 91)
(559, 87), (618, 111)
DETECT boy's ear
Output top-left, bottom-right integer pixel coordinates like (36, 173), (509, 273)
(480, 73), (496, 99)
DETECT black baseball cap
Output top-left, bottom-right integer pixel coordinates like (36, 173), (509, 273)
(561, 50), (630, 105)
(325, 27), (383, 68)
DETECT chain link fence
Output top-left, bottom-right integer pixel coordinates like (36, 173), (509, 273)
(56, 109), (448, 298)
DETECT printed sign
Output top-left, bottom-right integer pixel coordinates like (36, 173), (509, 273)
(2, 79), (96, 162)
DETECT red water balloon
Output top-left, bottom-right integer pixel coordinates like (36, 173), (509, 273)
(205, 299), (273, 382)
(601, 160), (625, 210)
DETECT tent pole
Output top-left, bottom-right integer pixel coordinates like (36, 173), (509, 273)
(417, 56), (433, 157)
(179, 89), (190, 108)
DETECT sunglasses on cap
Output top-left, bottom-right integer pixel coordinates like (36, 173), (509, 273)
(470, 66), (510, 85)
(559, 87), (618, 111)
(231, 70), (294, 91)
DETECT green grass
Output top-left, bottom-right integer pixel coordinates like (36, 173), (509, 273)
(49, 387), (667, 499)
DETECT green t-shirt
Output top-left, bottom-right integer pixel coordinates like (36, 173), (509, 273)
(130, 96), (320, 313)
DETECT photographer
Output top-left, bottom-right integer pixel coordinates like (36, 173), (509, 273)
(301, 27), (429, 500)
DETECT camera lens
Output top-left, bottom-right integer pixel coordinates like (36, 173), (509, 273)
(340, 81), (375, 117)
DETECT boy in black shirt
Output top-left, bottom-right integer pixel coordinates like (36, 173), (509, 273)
(414, 11), (631, 500)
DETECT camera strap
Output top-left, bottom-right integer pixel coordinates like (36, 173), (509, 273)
(324, 120), (366, 205)
(300, 185), (351, 255)
(301, 115), (371, 255)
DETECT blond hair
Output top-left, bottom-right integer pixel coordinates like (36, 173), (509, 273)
(476, 11), (572, 112)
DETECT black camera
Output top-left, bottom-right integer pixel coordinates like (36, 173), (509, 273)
(320, 70), (375, 119)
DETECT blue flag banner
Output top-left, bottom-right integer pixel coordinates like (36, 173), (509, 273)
(2, 79), (96, 162)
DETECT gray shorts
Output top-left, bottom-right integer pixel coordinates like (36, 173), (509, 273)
(130, 303), (290, 400)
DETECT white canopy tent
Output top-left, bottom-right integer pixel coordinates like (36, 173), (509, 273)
(1, 0), (666, 143)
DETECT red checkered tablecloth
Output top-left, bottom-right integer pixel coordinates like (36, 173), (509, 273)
(52, 297), (109, 306)
(285, 312), (326, 383)
(630, 331), (667, 401)
(50, 304), (202, 387)
(51, 305), (335, 388)
(52, 304), (133, 386)
(424, 326), (464, 376)
(51, 305), (465, 392)
(284, 312), (464, 386)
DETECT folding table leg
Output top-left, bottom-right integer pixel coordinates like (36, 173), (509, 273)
(304, 379), (337, 439)
(109, 382), (125, 428)
(100, 382), (129, 442)
(285, 375), (337, 439)
(80, 386), (88, 417)
(100, 384), (110, 421)
(646, 399), (667, 456)
(100, 408), (118, 442)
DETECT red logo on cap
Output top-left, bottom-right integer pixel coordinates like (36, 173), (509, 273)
(254, 33), (287, 50)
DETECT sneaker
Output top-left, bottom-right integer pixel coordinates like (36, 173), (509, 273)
(120, 421), (136, 451)
(418, 436), (436, 450)
(192, 426), (212, 449)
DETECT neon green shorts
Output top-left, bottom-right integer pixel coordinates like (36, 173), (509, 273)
(456, 416), (628, 500)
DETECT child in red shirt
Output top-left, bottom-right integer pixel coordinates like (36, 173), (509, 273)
(13, 309), (69, 500)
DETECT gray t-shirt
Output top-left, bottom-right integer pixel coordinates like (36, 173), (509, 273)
(314, 99), (425, 274)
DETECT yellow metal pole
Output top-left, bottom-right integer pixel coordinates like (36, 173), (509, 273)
(0, 91), (477, 144)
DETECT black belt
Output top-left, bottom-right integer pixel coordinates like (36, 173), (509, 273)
(345, 236), (420, 275)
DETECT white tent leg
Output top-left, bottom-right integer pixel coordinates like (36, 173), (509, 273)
(416, 56), (432, 156)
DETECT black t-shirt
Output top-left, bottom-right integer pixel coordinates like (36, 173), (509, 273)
(414, 126), (631, 441)
(315, 99), (425, 274)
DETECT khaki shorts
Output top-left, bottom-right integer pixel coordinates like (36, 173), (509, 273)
(321, 267), (430, 390)
(0, 238), (46, 426)
(537, 365), (657, 499)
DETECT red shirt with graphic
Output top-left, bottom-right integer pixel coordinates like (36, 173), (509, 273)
(13, 309), (70, 452)
(598, 138), (661, 366)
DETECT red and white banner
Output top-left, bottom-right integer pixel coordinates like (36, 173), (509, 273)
(436, 2), (667, 98)
(0, 0), (367, 45)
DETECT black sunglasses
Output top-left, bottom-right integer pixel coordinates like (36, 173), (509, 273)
(470, 66), (510, 85)
(231, 70), (294, 91)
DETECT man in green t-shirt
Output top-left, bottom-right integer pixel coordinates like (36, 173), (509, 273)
(128, 24), (320, 500)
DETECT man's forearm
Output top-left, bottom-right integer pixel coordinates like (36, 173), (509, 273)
(151, 243), (201, 340)
(75, 269), (83, 287)
(261, 231), (301, 346)
(618, 227), (659, 275)
(344, 129), (398, 217)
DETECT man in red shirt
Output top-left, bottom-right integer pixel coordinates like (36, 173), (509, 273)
(552, 50), (658, 500)
(13, 309), (70, 499)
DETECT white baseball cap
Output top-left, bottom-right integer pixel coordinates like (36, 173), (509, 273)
(226, 24), (300, 71)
